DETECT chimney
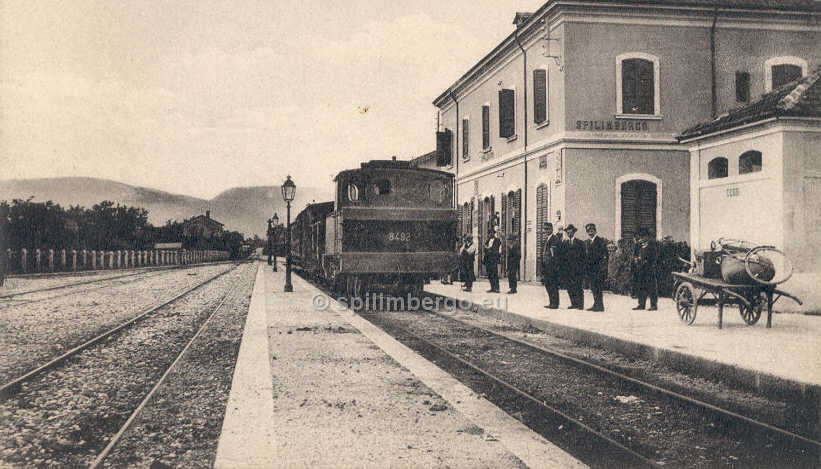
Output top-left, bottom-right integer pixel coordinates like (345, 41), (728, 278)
(206, 210), (210, 219)
(513, 12), (532, 29)
(392, 155), (397, 161)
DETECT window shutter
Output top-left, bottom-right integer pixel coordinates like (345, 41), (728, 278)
(462, 119), (469, 159)
(500, 193), (507, 275)
(533, 69), (547, 124)
(436, 129), (452, 166)
(637, 60), (654, 114)
(488, 195), (495, 235)
(622, 59), (653, 114)
(498, 89), (515, 138)
(638, 183), (657, 238)
(621, 182), (638, 239)
(457, 204), (463, 239)
(482, 106), (490, 149)
(514, 189), (522, 236)
(735, 71), (750, 103)
(622, 59), (637, 113)
(477, 198), (484, 275)
(536, 184), (547, 276)
(772, 64), (802, 89)
(621, 180), (656, 239)
(469, 198), (474, 235)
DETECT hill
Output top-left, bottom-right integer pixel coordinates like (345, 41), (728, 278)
(0, 177), (332, 238)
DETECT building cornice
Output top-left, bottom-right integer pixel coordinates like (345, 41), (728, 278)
(433, 0), (819, 109)
(456, 131), (685, 182)
(681, 117), (821, 149)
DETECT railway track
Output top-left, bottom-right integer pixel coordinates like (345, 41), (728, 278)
(0, 264), (239, 399)
(0, 262), (252, 468)
(290, 268), (819, 468)
(354, 305), (820, 468)
(0, 260), (244, 303)
(0, 269), (174, 310)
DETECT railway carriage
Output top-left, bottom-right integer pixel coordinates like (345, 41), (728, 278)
(290, 201), (334, 278)
(291, 159), (458, 297)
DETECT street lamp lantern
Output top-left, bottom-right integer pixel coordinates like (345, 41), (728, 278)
(282, 176), (296, 292)
(282, 175), (296, 202)
(271, 212), (279, 271)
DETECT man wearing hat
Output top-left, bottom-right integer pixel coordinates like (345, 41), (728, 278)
(632, 227), (659, 310)
(506, 234), (521, 294)
(562, 224), (586, 309)
(585, 223), (608, 311)
(540, 222), (563, 308)
(484, 229), (502, 293)
(459, 234), (476, 292)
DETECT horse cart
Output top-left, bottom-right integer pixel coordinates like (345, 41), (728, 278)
(673, 239), (802, 329)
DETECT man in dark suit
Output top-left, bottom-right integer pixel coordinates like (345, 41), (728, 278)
(585, 223), (608, 311)
(484, 229), (502, 293)
(540, 222), (563, 308)
(562, 224), (586, 309)
(459, 235), (476, 292)
(506, 234), (521, 294)
(632, 227), (659, 310)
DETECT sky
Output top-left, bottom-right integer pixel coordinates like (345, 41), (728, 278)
(1, 0), (546, 199)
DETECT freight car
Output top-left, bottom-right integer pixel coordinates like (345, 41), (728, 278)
(291, 159), (459, 297)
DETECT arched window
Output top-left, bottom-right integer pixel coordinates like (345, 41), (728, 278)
(616, 53), (660, 116)
(739, 151), (762, 175)
(764, 57), (807, 91)
(707, 157), (728, 180)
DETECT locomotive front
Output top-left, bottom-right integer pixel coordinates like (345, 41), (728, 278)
(326, 160), (458, 296)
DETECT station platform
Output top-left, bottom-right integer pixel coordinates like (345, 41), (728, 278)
(426, 279), (821, 394)
(214, 262), (585, 469)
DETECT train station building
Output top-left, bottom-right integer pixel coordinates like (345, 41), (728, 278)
(679, 67), (821, 275)
(432, 0), (820, 282)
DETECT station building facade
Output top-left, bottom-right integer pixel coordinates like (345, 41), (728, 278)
(433, 0), (820, 282)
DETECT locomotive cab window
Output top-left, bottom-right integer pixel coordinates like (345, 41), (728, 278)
(347, 183), (360, 202)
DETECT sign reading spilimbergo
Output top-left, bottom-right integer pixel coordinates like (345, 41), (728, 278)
(576, 120), (650, 131)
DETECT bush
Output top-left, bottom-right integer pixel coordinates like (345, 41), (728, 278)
(606, 237), (690, 298)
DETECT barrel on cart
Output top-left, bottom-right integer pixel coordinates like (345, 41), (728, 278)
(672, 239), (802, 329)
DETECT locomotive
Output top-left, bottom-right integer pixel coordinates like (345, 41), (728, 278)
(290, 159), (459, 297)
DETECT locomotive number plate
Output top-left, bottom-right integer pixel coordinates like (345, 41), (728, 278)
(387, 232), (411, 242)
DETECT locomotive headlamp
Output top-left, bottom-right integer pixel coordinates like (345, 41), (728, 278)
(282, 175), (296, 202)
(272, 213), (279, 225)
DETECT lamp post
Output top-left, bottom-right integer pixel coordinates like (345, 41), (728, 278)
(281, 176), (296, 292)
(271, 213), (279, 272)
(266, 218), (273, 266)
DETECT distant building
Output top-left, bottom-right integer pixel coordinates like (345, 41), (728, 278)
(155, 242), (183, 250)
(183, 210), (224, 240)
(680, 68), (821, 274)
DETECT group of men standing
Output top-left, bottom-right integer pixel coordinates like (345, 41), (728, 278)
(458, 229), (520, 294)
(457, 222), (659, 312)
(540, 222), (608, 311)
(540, 223), (658, 311)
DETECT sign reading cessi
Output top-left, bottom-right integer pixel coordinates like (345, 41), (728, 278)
(576, 120), (649, 131)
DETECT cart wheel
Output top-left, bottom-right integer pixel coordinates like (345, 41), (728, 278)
(738, 292), (764, 325)
(675, 282), (697, 325)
